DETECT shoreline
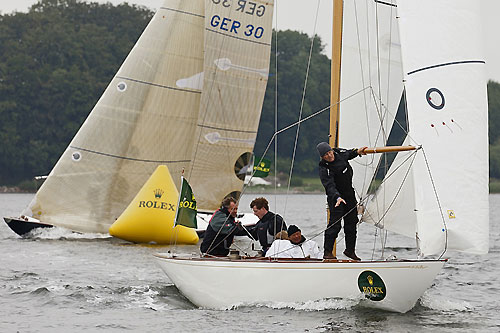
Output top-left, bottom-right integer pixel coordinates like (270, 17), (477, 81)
(0, 186), (34, 193)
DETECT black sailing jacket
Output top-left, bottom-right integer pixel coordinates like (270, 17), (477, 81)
(318, 148), (360, 201)
(249, 211), (287, 251)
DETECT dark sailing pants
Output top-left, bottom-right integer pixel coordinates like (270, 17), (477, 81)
(324, 195), (358, 252)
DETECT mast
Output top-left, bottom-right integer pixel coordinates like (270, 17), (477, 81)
(330, 0), (344, 148)
(327, 0), (344, 258)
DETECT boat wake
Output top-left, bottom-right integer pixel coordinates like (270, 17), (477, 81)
(228, 295), (364, 311)
(27, 226), (112, 240)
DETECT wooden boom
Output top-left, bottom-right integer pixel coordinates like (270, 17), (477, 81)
(364, 146), (417, 154)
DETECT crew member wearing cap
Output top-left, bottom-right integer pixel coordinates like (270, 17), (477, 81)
(286, 225), (322, 259)
(317, 142), (367, 260)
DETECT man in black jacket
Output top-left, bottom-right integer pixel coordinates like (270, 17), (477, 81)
(200, 197), (246, 256)
(249, 197), (287, 253)
(317, 142), (367, 261)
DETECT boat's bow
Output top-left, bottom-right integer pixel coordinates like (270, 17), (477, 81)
(3, 216), (53, 237)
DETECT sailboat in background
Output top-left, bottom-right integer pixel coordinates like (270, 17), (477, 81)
(4, 0), (272, 237)
(155, 0), (488, 313)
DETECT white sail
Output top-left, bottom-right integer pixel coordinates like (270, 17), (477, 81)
(339, 0), (404, 197)
(187, 0), (274, 210)
(342, 0), (489, 256)
(396, 0), (489, 255)
(362, 140), (418, 239)
(21, 0), (273, 233)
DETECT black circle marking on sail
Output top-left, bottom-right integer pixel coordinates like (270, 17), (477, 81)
(234, 152), (253, 181)
(72, 151), (82, 162)
(426, 88), (445, 110)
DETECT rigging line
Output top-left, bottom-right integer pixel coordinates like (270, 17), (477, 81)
(371, 226), (379, 261)
(239, 87), (372, 194)
(421, 147), (448, 259)
(204, 211), (241, 255)
(372, 145), (420, 189)
(283, 0), (321, 221)
(359, 147), (420, 245)
(370, 148), (418, 229)
(274, 0), (279, 219)
(382, 229), (388, 258)
(385, 2), (395, 121)
(367, 86), (418, 146)
(375, 1), (383, 132)
(305, 195), (371, 246)
(161, 7), (205, 18)
(354, 1), (373, 196)
(275, 87), (372, 136)
(365, 0), (373, 96)
(230, 241), (251, 257)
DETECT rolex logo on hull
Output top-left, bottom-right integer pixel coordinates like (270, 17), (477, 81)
(358, 271), (386, 301)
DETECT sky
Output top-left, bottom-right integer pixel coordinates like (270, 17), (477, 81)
(1, 0), (500, 83)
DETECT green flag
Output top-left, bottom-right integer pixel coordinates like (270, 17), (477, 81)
(253, 158), (271, 177)
(174, 177), (197, 229)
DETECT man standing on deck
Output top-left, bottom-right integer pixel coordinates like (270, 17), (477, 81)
(317, 142), (367, 261)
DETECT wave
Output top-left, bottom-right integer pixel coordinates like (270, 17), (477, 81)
(28, 226), (111, 240)
(419, 293), (472, 312)
(227, 295), (364, 311)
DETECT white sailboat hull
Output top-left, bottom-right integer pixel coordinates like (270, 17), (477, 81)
(154, 255), (445, 313)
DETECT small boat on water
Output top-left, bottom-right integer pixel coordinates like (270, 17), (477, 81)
(155, 0), (489, 313)
(4, 0), (269, 239)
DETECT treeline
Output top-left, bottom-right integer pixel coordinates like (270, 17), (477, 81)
(1, 0), (500, 186)
(0, 0), (153, 184)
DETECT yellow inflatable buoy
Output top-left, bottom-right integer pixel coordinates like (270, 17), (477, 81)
(109, 165), (199, 244)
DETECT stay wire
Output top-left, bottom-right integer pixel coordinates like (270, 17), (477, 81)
(274, 0), (281, 241)
(421, 147), (448, 259)
(283, 0), (321, 221)
(241, 87), (372, 197)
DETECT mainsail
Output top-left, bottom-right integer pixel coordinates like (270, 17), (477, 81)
(339, 0), (489, 256)
(21, 0), (273, 233)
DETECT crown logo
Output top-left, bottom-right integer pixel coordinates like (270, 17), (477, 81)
(154, 189), (164, 199)
(367, 275), (373, 286)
